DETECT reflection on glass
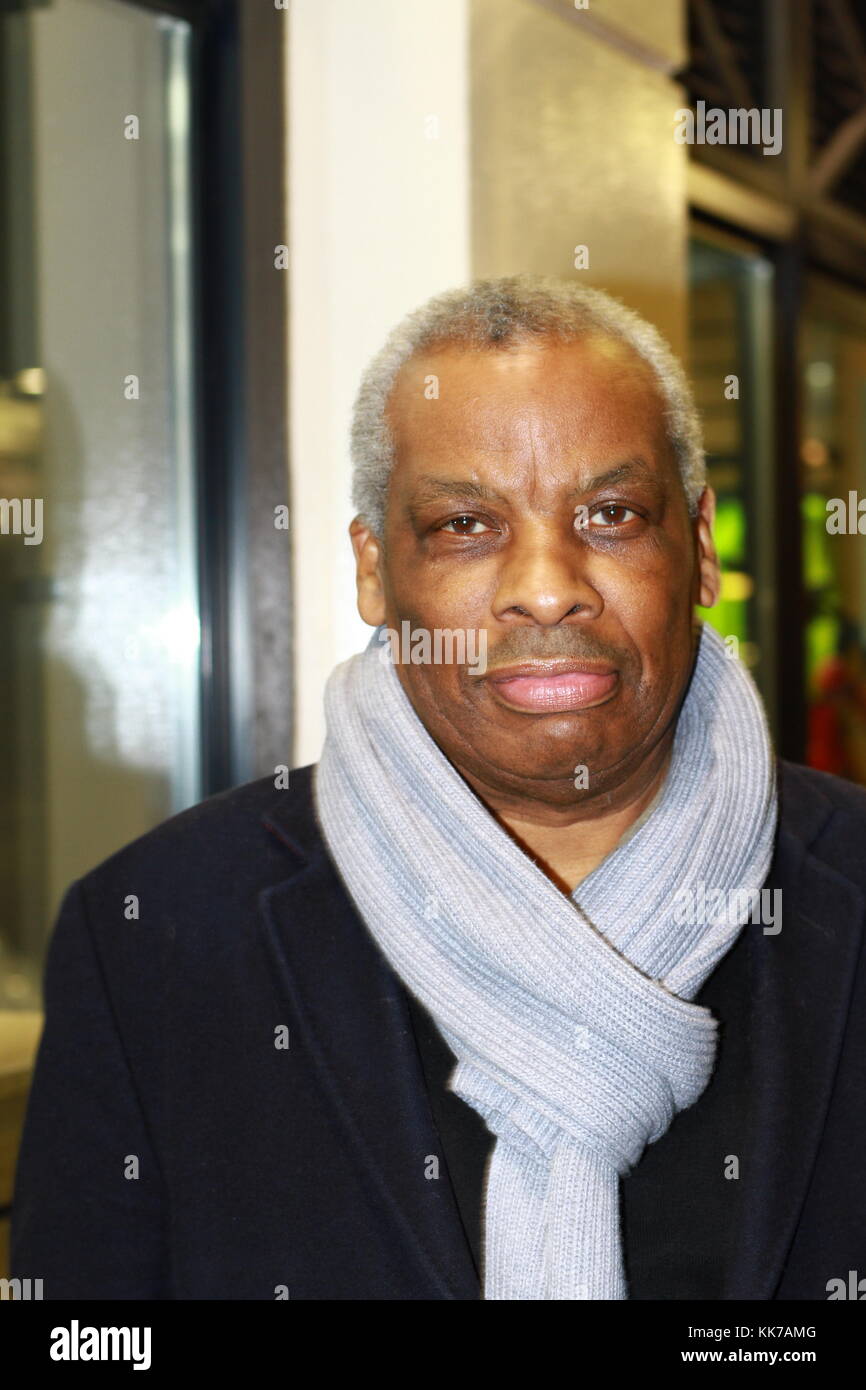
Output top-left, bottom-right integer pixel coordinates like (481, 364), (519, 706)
(688, 236), (777, 731)
(0, 0), (201, 1009)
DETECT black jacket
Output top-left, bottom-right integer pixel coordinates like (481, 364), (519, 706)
(10, 758), (866, 1299)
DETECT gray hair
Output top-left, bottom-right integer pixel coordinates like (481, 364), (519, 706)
(350, 274), (705, 535)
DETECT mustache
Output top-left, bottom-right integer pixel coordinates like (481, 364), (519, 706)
(480, 628), (627, 672)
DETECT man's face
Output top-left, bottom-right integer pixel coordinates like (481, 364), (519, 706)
(351, 334), (719, 808)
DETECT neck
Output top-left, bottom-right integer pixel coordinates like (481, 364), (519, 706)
(459, 734), (676, 895)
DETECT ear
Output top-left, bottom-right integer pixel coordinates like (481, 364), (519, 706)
(694, 485), (721, 609)
(349, 516), (387, 626)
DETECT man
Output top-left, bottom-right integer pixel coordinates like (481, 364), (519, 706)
(11, 276), (866, 1300)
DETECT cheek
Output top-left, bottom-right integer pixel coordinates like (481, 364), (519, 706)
(598, 555), (692, 687)
(394, 654), (476, 742)
(387, 559), (494, 629)
(612, 577), (681, 647)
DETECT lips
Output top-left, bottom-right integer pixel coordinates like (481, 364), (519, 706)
(486, 662), (619, 713)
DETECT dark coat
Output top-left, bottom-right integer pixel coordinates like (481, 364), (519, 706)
(10, 758), (866, 1299)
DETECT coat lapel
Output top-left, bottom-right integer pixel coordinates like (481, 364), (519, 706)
(257, 776), (479, 1300)
(724, 764), (866, 1299)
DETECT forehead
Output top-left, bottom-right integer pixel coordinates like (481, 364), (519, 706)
(385, 335), (672, 481)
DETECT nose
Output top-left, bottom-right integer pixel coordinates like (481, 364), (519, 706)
(491, 519), (603, 625)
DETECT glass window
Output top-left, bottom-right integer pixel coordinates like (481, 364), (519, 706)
(801, 277), (866, 784)
(688, 234), (778, 737)
(0, 0), (200, 1010)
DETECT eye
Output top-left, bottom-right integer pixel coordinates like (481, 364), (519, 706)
(587, 504), (639, 527)
(439, 514), (493, 535)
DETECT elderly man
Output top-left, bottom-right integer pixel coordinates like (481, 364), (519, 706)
(11, 277), (866, 1301)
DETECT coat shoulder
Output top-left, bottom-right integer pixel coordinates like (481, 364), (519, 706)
(777, 757), (866, 888)
(779, 756), (866, 814)
(74, 763), (321, 913)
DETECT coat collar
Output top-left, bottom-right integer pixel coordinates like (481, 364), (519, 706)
(259, 758), (865, 1301)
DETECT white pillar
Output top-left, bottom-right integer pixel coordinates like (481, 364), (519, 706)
(287, 0), (471, 765)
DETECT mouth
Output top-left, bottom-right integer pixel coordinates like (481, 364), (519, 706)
(485, 660), (619, 713)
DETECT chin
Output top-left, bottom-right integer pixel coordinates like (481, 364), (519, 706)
(489, 713), (614, 762)
(472, 739), (615, 793)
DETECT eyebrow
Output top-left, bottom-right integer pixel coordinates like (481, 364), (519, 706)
(408, 459), (654, 507)
(410, 477), (510, 506)
(577, 459), (653, 492)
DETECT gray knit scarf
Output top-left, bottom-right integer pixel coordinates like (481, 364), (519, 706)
(314, 620), (778, 1300)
